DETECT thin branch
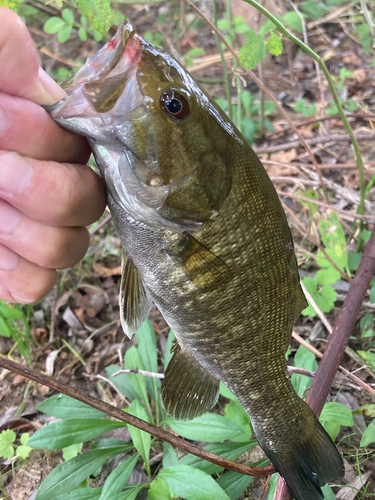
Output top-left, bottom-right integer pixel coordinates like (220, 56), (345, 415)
(183, 0), (330, 204)
(300, 281), (333, 333)
(292, 331), (375, 397)
(112, 368), (164, 379)
(0, 357), (275, 478)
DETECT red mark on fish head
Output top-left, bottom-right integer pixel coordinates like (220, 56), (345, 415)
(124, 36), (141, 65)
(107, 37), (117, 49)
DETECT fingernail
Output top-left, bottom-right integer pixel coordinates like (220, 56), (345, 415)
(0, 244), (19, 270)
(0, 152), (33, 194)
(0, 106), (9, 137)
(38, 68), (66, 104)
(0, 199), (22, 234)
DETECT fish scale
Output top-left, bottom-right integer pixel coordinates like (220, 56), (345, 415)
(46, 21), (344, 500)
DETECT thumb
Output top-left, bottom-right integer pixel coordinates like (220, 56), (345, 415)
(0, 7), (66, 105)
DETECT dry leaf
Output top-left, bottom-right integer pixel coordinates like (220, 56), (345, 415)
(93, 263), (122, 277)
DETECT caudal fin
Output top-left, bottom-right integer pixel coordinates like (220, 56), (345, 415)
(261, 406), (344, 500)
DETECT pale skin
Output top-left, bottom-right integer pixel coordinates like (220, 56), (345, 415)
(0, 8), (106, 303)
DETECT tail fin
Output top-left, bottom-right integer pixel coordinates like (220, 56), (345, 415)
(261, 404), (344, 500)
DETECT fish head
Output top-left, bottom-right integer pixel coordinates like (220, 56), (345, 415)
(47, 22), (236, 231)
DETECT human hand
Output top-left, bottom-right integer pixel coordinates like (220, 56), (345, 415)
(0, 8), (106, 303)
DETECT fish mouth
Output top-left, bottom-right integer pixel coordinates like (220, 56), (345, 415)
(45, 21), (143, 123)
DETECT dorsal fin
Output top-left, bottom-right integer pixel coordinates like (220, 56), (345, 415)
(161, 339), (220, 421)
(119, 249), (153, 339)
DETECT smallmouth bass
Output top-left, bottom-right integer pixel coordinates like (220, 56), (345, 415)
(46, 22), (343, 500)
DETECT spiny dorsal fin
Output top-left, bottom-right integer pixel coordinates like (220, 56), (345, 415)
(119, 249), (153, 339)
(166, 233), (232, 290)
(161, 339), (220, 421)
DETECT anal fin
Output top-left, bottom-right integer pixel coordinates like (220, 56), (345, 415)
(119, 249), (153, 339)
(161, 339), (220, 421)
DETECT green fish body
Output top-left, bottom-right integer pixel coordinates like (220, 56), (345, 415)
(47, 22), (343, 500)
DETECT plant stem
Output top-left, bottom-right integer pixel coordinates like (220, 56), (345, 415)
(212, 0), (232, 120)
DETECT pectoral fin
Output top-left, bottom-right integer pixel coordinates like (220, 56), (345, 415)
(119, 250), (153, 339)
(161, 339), (220, 420)
(166, 233), (231, 290)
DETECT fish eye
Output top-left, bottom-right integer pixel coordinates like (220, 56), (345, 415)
(160, 90), (190, 119)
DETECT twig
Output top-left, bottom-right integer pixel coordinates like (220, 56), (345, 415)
(276, 227), (375, 498)
(0, 357), (275, 478)
(276, 190), (374, 222)
(300, 281), (333, 332)
(183, 0), (330, 204)
(292, 332), (375, 397)
(264, 160), (375, 170)
(39, 47), (82, 67)
(83, 373), (130, 404)
(112, 368), (164, 379)
(253, 133), (374, 154)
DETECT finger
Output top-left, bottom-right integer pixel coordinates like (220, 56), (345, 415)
(0, 93), (90, 164)
(0, 199), (90, 269)
(0, 244), (57, 304)
(0, 8), (65, 105)
(0, 151), (106, 226)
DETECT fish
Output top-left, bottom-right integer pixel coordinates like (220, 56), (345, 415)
(45, 21), (344, 500)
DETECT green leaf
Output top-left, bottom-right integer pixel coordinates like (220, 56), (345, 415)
(319, 402), (354, 440)
(57, 24), (72, 43)
(35, 446), (126, 500)
(62, 443), (83, 461)
(180, 441), (257, 475)
(216, 470), (253, 500)
(16, 442), (32, 460)
(266, 32), (283, 56)
(224, 400), (253, 440)
(291, 344), (318, 398)
(353, 404), (375, 418)
(0, 303), (23, 319)
(301, 277), (337, 316)
(124, 346), (149, 408)
(360, 314), (373, 333)
(164, 330), (175, 369)
(166, 413), (244, 442)
(148, 477), (174, 500)
(0, 0), (19, 8)
(163, 442), (178, 469)
(77, 0), (111, 35)
(99, 453), (139, 499)
(62, 8), (74, 25)
(78, 27), (88, 41)
(135, 320), (160, 402)
(357, 24), (371, 54)
(321, 483), (336, 500)
(370, 284), (375, 304)
(44, 17), (66, 34)
(316, 267), (340, 286)
(127, 400), (151, 475)
(348, 252), (362, 272)
(299, 0), (328, 19)
(37, 394), (107, 420)
(54, 488), (103, 500)
(219, 381), (237, 400)
(357, 351), (375, 370)
(239, 30), (266, 70)
(28, 419), (126, 450)
(0, 316), (11, 337)
(282, 11), (303, 31)
(160, 465), (229, 500)
(0, 429), (15, 459)
(106, 365), (138, 401)
(360, 419), (375, 447)
(217, 19), (230, 30)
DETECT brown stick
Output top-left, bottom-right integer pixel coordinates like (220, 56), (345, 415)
(274, 225), (375, 499)
(0, 356), (275, 478)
